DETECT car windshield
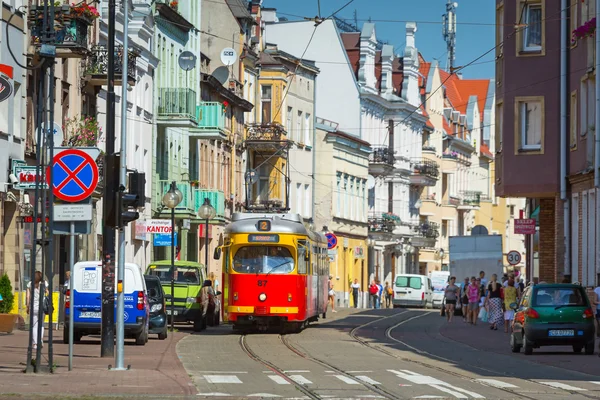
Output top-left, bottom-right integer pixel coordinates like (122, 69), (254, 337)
(534, 287), (587, 307)
(147, 266), (201, 284)
(395, 276), (422, 290)
(144, 277), (162, 298)
(232, 246), (295, 274)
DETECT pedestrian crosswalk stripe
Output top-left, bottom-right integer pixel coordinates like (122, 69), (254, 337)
(203, 375), (243, 384)
(443, 384), (485, 399)
(475, 379), (518, 389)
(334, 375), (360, 384)
(538, 382), (587, 391)
(289, 375), (313, 385)
(356, 375), (381, 385)
(268, 375), (290, 385)
(429, 384), (469, 399)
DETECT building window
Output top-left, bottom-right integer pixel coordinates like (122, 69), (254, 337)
(261, 85), (272, 123)
(570, 0), (579, 46)
(496, 101), (503, 152)
(297, 111), (303, 143)
(296, 183), (302, 214)
(304, 184), (310, 217)
(286, 106), (293, 139)
(336, 173), (341, 217)
(304, 113), (311, 146)
(496, 3), (504, 55)
(570, 91), (577, 149)
(515, 97), (544, 152)
(522, 3), (542, 51)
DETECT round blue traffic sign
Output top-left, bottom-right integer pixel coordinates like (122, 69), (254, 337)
(325, 232), (338, 250)
(48, 149), (99, 202)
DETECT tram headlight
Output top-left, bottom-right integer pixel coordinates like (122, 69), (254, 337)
(258, 293), (267, 302)
(233, 292), (238, 301)
(288, 293), (292, 302)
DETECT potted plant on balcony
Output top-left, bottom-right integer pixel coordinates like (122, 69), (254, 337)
(573, 17), (596, 42)
(190, 180), (200, 188)
(169, 1), (179, 11)
(63, 115), (102, 147)
(0, 274), (17, 334)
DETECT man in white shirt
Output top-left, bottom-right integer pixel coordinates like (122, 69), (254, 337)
(350, 279), (360, 308)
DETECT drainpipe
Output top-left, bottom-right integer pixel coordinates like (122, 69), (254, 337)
(311, 74), (317, 223)
(560, 0), (571, 279)
(595, 0), (600, 281)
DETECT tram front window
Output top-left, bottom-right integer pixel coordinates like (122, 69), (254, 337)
(232, 246), (295, 274)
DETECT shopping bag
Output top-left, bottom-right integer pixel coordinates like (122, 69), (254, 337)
(440, 303), (446, 317)
(478, 307), (488, 322)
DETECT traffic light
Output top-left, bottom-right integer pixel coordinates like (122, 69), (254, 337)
(104, 154), (120, 229)
(119, 192), (140, 226)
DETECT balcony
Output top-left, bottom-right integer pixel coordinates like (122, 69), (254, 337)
(422, 145), (436, 154)
(412, 221), (440, 248)
(410, 159), (439, 186)
(457, 191), (481, 210)
(244, 123), (290, 152)
(443, 196), (460, 207)
(441, 152), (458, 174)
(157, 88), (197, 128)
(153, 181), (225, 220)
(189, 102), (228, 141)
(83, 45), (137, 87)
(368, 212), (399, 234)
(369, 146), (395, 176)
(28, 4), (94, 58)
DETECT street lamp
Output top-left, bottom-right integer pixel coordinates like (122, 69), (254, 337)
(198, 198), (216, 279)
(162, 181), (182, 332)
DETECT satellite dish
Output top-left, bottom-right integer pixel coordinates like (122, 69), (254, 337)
(212, 66), (230, 85)
(178, 51), (197, 71)
(220, 47), (237, 66)
(471, 225), (489, 235)
(245, 170), (259, 184)
(367, 175), (375, 189)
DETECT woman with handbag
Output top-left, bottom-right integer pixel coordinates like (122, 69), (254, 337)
(443, 277), (459, 322)
(26, 271), (49, 350)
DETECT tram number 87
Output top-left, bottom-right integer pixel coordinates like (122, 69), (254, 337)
(257, 280), (268, 287)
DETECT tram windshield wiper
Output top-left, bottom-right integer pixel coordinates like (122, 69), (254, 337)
(265, 260), (293, 276)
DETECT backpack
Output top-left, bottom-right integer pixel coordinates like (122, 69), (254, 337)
(386, 287), (393, 295)
(369, 284), (379, 295)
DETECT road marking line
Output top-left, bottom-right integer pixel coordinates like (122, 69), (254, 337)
(333, 375), (360, 384)
(475, 379), (519, 389)
(247, 394), (282, 398)
(203, 375), (243, 384)
(400, 369), (421, 376)
(429, 384), (468, 399)
(196, 393), (231, 397)
(590, 381), (600, 386)
(356, 375), (381, 385)
(195, 371), (249, 373)
(347, 370), (373, 373)
(538, 382), (587, 391)
(289, 375), (313, 385)
(441, 383), (486, 399)
(284, 370), (310, 373)
(268, 375), (291, 385)
(388, 370), (445, 385)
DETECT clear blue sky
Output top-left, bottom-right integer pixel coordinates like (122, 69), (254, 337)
(262, 0), (495, 79)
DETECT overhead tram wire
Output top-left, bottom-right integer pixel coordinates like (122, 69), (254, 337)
(378, 0), (574, 147)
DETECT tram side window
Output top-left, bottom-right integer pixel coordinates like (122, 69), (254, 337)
(297, 240), (308, 275)
(224, 248), (230, 273)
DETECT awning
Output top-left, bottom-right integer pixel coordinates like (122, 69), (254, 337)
(531, 205), (540, 219)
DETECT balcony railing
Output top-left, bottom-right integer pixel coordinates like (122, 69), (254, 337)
(414, 221), (440, 239)
(368, 212), (399, 233)
(191, 102), (228, 140)
(411, 159), (439, 179)
(246, 123), (287, 141)
(157, 88), (197, 122)
(443, 196), (461, 207)
(154, 181), (225, 219)
(83, 45), (137, 86)
(459, 191), (482, 208)
(369, 146), (394, 165)
(28, 4), (93, 57)
(422, 145), (436, 153)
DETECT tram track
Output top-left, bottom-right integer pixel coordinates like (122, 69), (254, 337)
(348, 309), (600, 400)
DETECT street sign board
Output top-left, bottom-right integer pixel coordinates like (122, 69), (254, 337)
(54, 204), (93, 221)
(325, 232), (338, 250)
(0, 65), (13, 103)
(12, 165), (48, 190)
(49, 149), (99, 202)
(507, 250), (522, 266)
(146, 219), (172, 234)
(514, 218), (536, 235)
(134, 220), (147, 241)
(153, 233), (178, 247)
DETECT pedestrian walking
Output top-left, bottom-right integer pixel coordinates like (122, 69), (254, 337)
(351, 279), (360, 308)
(368, 280), (379, 309)
(384, 281), (393, 308)
(461, 277), (470, 322)
(443, 277), (459, 322)
(376, 280), (383, 309)
(328, 276), (337, 313)
(26, 271), (49, 350)
(503, 278), (518, 333)
(467, 277), (480, 325)
(486, 274), (503, 330)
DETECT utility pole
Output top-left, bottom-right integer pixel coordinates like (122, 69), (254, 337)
(101, 0), (118, 358)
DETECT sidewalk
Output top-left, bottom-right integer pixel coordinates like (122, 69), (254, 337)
(439, 317), (600, 376)
(0, 327), (196, 399)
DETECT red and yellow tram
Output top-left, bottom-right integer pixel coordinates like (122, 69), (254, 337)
(215, 213), (329, 332)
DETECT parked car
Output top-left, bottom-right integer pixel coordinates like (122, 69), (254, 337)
(144, 275), (168, 340)
(510, 283), (595, 355)
(65, 261), (149, 345)
(392, 274), (433, 308)
(145, 261), (206, 331)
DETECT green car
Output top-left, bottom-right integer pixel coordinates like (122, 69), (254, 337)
(510, 283), (595, 355)
(146, 261), (207, 331)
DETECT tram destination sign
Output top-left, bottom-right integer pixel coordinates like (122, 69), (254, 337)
(248, 234), (280, 243)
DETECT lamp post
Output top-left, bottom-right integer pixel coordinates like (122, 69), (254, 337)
(198, 198), (216, 277)
(162, 181), (182, 332)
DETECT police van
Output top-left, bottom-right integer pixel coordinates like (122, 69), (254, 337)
(64, 261), (149, 345)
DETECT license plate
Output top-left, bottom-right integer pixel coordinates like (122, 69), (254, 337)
(396, 292), (406, 297)
(548, 329), (574, 337)
(166, 309), (178, 316)
(80, 311), (101, 318)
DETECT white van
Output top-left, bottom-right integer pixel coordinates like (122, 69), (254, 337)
(64, 261), (149, 345)
(429, 271), (450, 308)
(392, 274), (433, 308)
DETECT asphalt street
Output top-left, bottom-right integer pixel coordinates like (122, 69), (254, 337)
(179, 308), (600, 400)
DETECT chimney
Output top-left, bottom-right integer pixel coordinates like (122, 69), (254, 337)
(381, 45), (394, 95)
(358, 23), (377, 93)
(402, 22), (420, 106)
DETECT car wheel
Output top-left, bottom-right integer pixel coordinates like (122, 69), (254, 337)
(214, 312), (220, 326)
(523, 335), (533, 355)
(510, 333), (521, 353)
(193, 316), (204, 332)
(63, 328), (69, 344)
(135, 328), (146, 345)
(585, 340), (595, 355)
(573, 345), (583, 353)
(74, 331), (83, 343)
